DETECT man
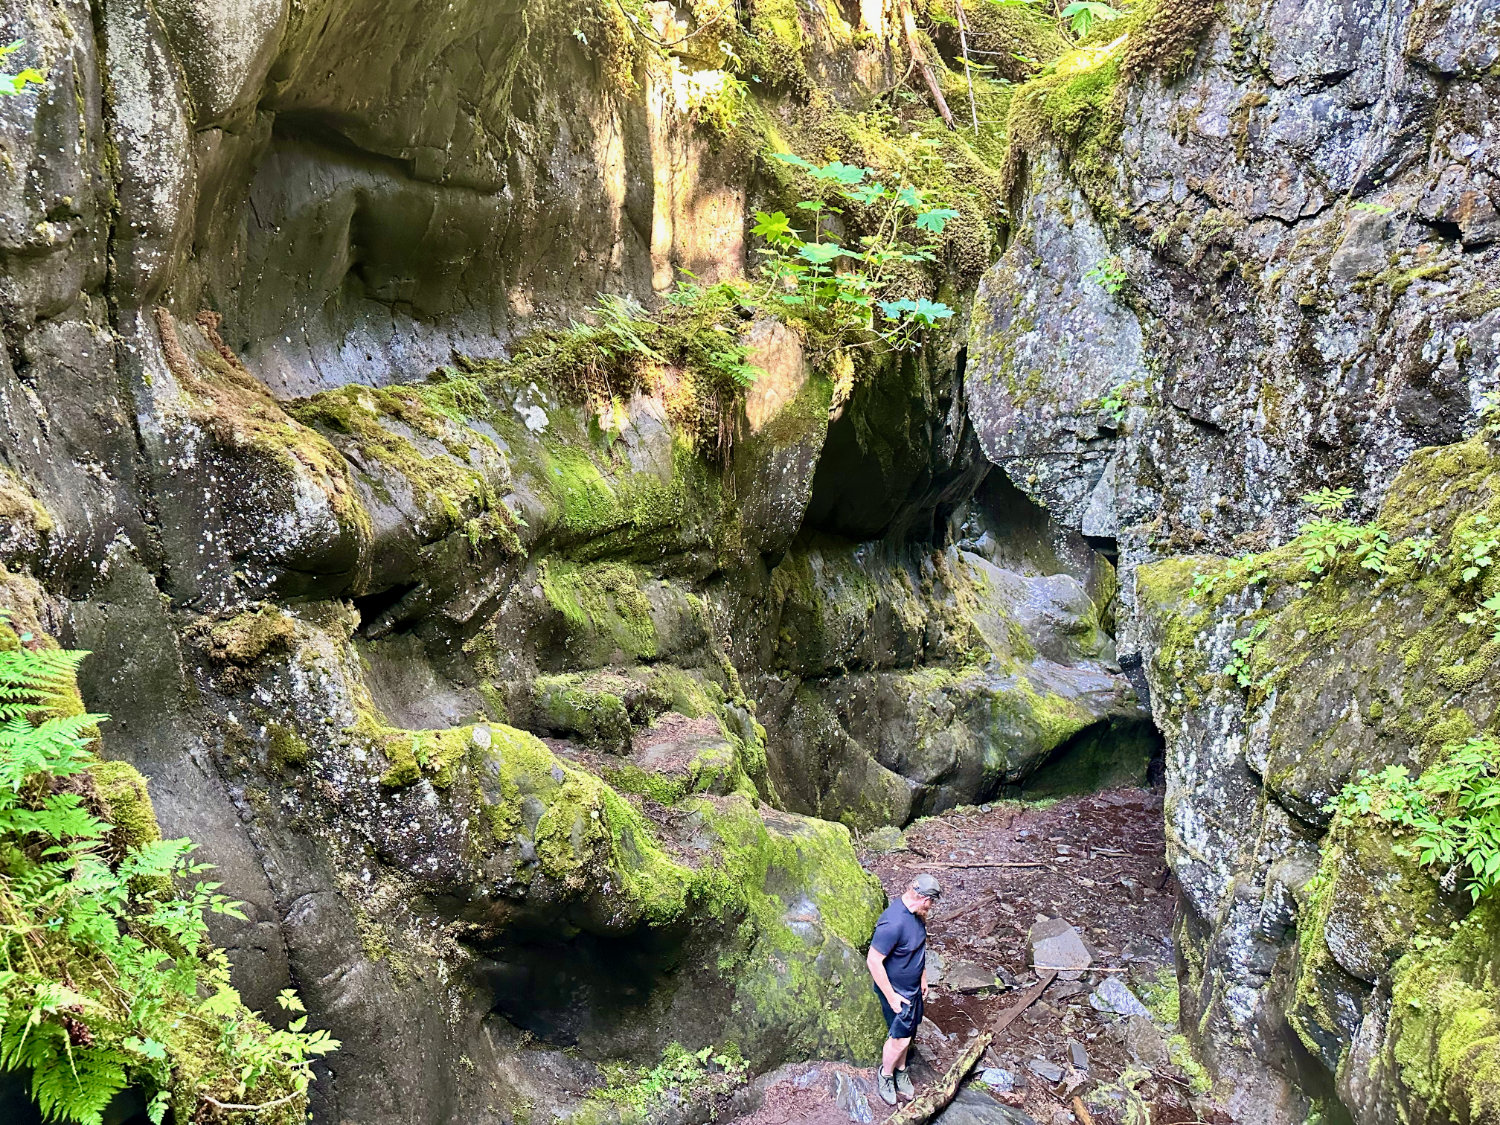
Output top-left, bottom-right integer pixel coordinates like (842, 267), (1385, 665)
(866, 873), (941, 1105)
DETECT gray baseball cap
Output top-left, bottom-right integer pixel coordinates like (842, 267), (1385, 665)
(912, 873), (942, 900)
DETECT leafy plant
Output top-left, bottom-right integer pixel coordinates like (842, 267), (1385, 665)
(1189, 553), (1268, 600)
(1059, 1), (1123, 37)
(591, 1041), (747, 1115)
(1224, 619), (1268, 688)
(0, 621), (336, 1124)
(1480, 391), (1500, 429)
(1292, 487), (1394, 577)
(1330, 735), (1500, 902)
(1084, 256), (1128, 295)
(1456, 592), (1500, 644)
(0, 41), (44, 96)
(1454, 514), (1498, 584)
(751, 153), (958, 353)
(1301, 486), (1356, 514)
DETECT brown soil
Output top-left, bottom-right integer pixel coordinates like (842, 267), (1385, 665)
(728, 787), (1235, 1125)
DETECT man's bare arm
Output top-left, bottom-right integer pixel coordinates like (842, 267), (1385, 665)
(867, 946), (908, 1010)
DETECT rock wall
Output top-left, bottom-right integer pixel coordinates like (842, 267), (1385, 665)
(0, 2), (1137, 1122)
(963, 0), (1500, 1121)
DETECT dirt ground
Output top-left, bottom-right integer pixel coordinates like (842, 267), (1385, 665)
(727, 787), (1235, 1125)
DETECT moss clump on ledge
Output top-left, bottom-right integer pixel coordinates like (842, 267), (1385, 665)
(540, 559), (658, 663)
(203, 604), (296, 665)
(353, 716), (483, 789)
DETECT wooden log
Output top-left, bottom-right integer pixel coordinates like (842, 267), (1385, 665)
(899, 2), (956, 130)
(886, 1031), (992, 1125)
(992, 968), (1057, 1041)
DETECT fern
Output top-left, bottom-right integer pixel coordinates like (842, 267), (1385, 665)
(0, 619), (336, 1123)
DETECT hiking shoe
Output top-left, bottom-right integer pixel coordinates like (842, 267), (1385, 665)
(876, 1068), (897, 1106)
(893, 1067), (915, 1100)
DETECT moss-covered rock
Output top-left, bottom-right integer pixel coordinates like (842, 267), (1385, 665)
(1382, 900), (1500, 1125)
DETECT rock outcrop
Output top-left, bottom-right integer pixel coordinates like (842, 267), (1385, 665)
(0, 2), (1138, 1122)
(962, 0), (1500, 1120)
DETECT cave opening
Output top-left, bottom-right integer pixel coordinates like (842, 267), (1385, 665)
(473, 925), (707, 1061)
(1005, 716), (1167, 802)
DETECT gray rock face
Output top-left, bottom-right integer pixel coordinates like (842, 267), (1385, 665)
(967, 0), (1500, 656)
(958, 0), (1500, 1121)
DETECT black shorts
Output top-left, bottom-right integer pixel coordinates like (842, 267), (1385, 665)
(875, 984), (923, 1040)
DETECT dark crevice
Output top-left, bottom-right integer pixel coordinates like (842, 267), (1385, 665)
(354, 581), (424, 638)
(1004, 716), (1166, 802)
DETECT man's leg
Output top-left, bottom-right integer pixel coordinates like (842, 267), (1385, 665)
(881, 1036), (911, 1075)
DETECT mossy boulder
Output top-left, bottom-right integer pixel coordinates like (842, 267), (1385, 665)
(1379, 900), (1500, 1125)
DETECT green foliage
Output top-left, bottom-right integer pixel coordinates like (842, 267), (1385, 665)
(1189, 553), (1266, 600)
(1059, 1), (1123, 37)
(1480, 391), (1500, 430)
(984, 0), (1121, 41)
(1454, 514), (1498, 585)
(1084, 256), (1128, 294)
(588, 1041), (747, 1118)
(0, 625), (336, 1124)
(1293, 487), (1393, 577)
(0, 41), (44, 96)
(751, 154), (956, 354)
(1330, 735), (1500, 902)
(1224, 619), (1267, 688)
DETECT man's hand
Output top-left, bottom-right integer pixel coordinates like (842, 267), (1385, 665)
(921, 980), (930, 1001)
(886, 991), (909, 1011)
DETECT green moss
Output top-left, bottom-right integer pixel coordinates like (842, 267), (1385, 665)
(90, 759), (162, 850)
(1002, 45), (1124, 210)
(1136, 965), (1180, 1024)
(739, 0), (810, 93)
(1166, 1034), (1212, 1095)
(289, 381), (518, 552)
(1119, 0), (1218, 81)
(530, 674), (634, 752)
(267, 724), (311, 771)
(204, 605), (296, 666)
(350, 713), (480, 789)
(539, 559), (657, 662)
(1387, 900), (1500, 1122)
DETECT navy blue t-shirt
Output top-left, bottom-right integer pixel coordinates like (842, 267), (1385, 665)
(870, 899), (926, 994)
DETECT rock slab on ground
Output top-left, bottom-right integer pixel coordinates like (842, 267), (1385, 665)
(937, 1087), (1038, 1125)
(1029, 917), (1092, 978)
(1089, 977), (1152, 1019)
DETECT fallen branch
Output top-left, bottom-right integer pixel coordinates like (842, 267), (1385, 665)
(887, 1031), (991, 1124)
(954, 0), (980, 135)
(899, 1), (956, 130)
(992, 968), (1056, 1041)
(928, 861), (1047, 870)
(1072, 1095), (1097, 1125)
(200, 1091), (303, 1114)
(937, 889), (1003, 926)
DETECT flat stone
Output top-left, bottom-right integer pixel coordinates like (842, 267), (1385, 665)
(1027, 1058), (1065, 1083)
(1068, 1039), (1089, 1071)
(979, 1067), (1016, 1092)
(1029, 917), (1092, 975)
(946, 959), (1000, 992)
(936, 1087), (1038, 1124)
(1089, 977), (1152, 1019)
(1124, 1015), (1169, 1067)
